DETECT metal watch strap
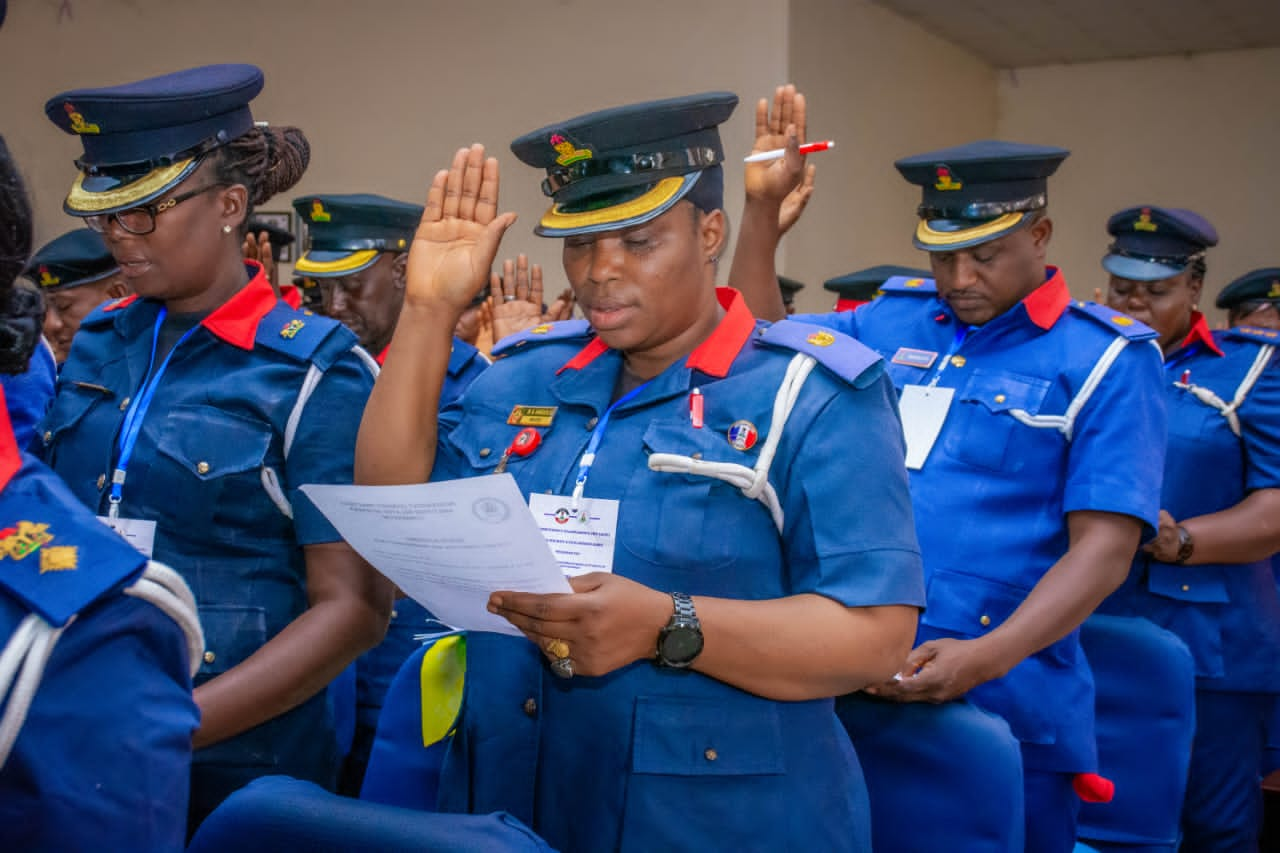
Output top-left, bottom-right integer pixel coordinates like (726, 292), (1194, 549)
(1174, 525), (1195, 564)
(671, 591), (697, 625)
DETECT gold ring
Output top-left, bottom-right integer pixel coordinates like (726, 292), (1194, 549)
(546, 638), (570, 660)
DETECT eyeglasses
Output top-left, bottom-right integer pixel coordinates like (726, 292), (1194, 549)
(83, 182), (228, 235)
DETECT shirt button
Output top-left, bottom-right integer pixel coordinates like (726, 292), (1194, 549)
(390, 609), (399, 620)
(994, 394), (1006, 404)
(951, 356), (967, 368)
(585, 417), (599, 430)
(1181, 584), (1190, 592)
(203, 650), (216, 664)
(119, 396), (131, 411)
(196, 461), (211, 475)
(979, 614), (991, 627)
(704, 748), (718, 762)
(43, 430), (52, 445)
(479, 448), (491, 458)
(96, 473), (106, 490)
(691, 452), (703, 460)
(523, 697), (538, 717)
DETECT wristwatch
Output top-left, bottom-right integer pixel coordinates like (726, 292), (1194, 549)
(656, 592), (704, 668)
(1174, 525), (1195, 564)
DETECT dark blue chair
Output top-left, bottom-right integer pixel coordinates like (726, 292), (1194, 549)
(186, 776), (555, 852)
(836, 693), (1025, 852)
(1077, 614), (1196, 852)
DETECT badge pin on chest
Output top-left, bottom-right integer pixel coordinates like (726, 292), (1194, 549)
(727, 420), (759, 451)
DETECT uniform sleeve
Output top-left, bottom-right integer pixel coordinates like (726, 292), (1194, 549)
(1239, 349), (1280, 492)
(1062, 338), (1167, 526)
(779, 369), (926, 608)
(287, 351), (376, 544)
(1, 343), (56, 453)
(0, 595), (198, 851)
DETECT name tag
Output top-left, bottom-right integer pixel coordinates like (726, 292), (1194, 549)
(528, 493), (618, 576)
(891, 347), (939, 369)
(507, 405), (558, 427)
(97, 515), (157, 558)
(898, 384), (954, 470)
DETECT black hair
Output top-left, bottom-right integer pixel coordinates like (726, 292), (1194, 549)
(0, 134), (41, 376)
(1189, 256), (1207, 283)
(211, 125), (311, 232)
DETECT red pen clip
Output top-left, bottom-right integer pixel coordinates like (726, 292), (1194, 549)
(494, 427), (541, 473)
(1180, 369), (1191, 384)
(689, 387), (704, 429)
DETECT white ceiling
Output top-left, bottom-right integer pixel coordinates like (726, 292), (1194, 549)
(871, 0), (1280, 67)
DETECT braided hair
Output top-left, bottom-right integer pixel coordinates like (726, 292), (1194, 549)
(211, 125), (310, 230)
(0, 134), (41, 376)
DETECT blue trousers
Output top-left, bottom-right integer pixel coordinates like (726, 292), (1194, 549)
(1180, 690), (1271, 853)
(1024, 763), (1080, 853)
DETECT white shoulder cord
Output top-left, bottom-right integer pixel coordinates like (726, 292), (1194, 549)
(648, 353), (817, 534)
(263, 346), (381, 518)
(1003, 336), (1129, 440)
(1173, 344), (1273, 438)
(0, 560), (202, 769)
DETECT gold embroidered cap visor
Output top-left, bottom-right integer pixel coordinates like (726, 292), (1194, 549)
(913, 212), (1028, 251)
(535, 173), (699, 238)
(64, 158), (200, 216)
(293, 249), (382, 277)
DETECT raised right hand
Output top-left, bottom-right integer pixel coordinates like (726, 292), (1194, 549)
(405, 144), (518, 312)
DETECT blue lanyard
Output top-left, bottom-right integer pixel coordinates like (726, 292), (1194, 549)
(570, 380), (650, 511)
(926, 324), (971, 387)
(108, 308), (199, 518)
(1164, 343), (1200, 373)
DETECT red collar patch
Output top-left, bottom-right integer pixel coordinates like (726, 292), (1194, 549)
(102, 294), (139, 313)
(1180, 311), (1224, 357)
(201, 262), (278, 350)
(376, 344), (390, 366)
(1021, 267), (1071, 331)
(557, 287), (756, 377)
(280, 283), (303, 310)
(0, 387), (21, 493)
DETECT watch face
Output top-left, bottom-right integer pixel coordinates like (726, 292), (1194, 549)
(660, 626), (704, 666)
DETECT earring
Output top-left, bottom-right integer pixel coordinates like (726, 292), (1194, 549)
(222, 224), (233, 234)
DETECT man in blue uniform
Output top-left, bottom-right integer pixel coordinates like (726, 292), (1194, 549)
(293, 192), (485, 790)
(356, 95), (925, 852)
(1217, 267), (1280, 330)
(1095, 206), (1280, 852)
(0, 133), (201, 851)
(24, 228), (128, 365)
(780, 141), (1168, 852)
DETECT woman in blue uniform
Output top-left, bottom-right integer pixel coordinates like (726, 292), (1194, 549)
(356, 94), (924, 852)
(37, 65), (391, 828)
(1097, 206), (1280, 853)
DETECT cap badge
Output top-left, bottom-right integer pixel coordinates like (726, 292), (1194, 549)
(1134, 208), (1158, 233)
(63, 102), (100, 135)
(310, 201), (332, 223)
(550, 133), (592, 167)
(727, 420), (759, 452)
(934, 165), (962, 191)
(1, 521), (54, 561)
(1269, 281), (1280, 298)
(38, 266), (60, 287)
(806, 331), (836, 347)
(280, 319), (305, 339)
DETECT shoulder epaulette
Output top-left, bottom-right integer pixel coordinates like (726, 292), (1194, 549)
(447, 337), (485, 376)
(254, 303), (357, 369)
(1222, 325), (1280, 345)
(755, 319), (884, 388)
(0, 458), (146, 627)
(1068, 301), (1159, 341)
(492, 319), (593, 358)
(879, 275), (937, 295)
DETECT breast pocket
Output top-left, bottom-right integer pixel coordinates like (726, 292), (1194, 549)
(149, 405), (276, 531)
(941, 368), (1051, 472)
(620, 419), (754, 572)
(40, 382), (114, 479)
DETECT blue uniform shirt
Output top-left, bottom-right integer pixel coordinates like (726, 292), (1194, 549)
(430, 289), (925, 852)
(0, 388), (198, 851)
(804, 268), (1168, 773)
(38, 264), (375, 794)
(1099, 316), (1280, 692)
(1, 339), (55, 452)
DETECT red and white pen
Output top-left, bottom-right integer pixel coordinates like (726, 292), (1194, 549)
(689, 387), (704, 429)
(743, 140), (835, 163)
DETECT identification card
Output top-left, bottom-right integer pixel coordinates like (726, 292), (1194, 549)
(898, 384), (955, 470)
(528, 493), (619, 576)
(97, 515), (157, 558)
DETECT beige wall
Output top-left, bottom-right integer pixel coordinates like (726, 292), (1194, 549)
(785, 0), (997, 312)
(0, 0), (789, 284)
(997, 48), (1280, 320)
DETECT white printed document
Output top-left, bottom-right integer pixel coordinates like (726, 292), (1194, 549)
(301, 474), (572, 636)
